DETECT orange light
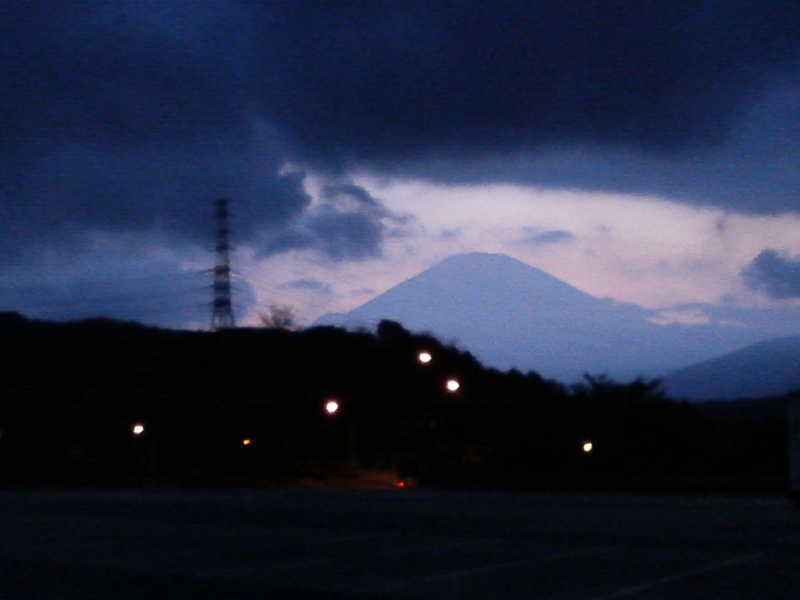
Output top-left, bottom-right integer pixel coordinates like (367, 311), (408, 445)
(242, 439), (251, 446)
(396, 481), (406, 488)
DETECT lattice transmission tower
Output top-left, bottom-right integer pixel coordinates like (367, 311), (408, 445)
(211, 199), (236, 330)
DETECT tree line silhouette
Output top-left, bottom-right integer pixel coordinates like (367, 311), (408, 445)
(0, 312), (789, 488)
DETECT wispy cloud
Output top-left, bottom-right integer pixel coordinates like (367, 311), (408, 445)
(281, 279), (333, 295)
(521, 229), (575, 246)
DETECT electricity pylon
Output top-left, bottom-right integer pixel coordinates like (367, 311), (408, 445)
(211, 199), (235, 330)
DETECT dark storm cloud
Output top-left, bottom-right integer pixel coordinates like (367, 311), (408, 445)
(0, 0), (308, 260)
(0, 1), (253, 149)
(408, 82), (800, 213)
(3, 0), (800, 268)
(265, 211), (382, 261)
(262, 184), (407, 261)
(742, 250), (800, 299)
(257, 0), (800, 163)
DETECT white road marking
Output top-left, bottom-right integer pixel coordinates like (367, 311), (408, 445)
(590, 552), (765, 599)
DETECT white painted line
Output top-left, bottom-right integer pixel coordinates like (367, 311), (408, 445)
(357, 545), (619, 593)
(591, 552), (765, 599)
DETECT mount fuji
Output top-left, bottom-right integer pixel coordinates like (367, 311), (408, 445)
(314, 253), (762, 383)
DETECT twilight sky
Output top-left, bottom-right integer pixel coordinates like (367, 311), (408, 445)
(3, 0), (800, 339)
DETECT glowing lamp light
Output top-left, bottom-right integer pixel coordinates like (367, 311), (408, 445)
(132, 424), (145, 436)
(445, 379), (460, 392)
(324, 400), (340, 415)
(242, 439), (252, 446)
(582, 441), (594, 453)
(417, 351), (432, 364)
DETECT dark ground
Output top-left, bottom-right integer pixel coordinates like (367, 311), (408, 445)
(0, 488), (798, 599)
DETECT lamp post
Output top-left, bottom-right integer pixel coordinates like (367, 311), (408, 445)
(324, 399), (356, 475)
(130, 422), (156, 479)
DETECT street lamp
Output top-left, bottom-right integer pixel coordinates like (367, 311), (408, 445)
(418, 351), (432, 364)
(323, 398), (355, 473)
(582, 441), (594, 453)
(130, 422), (156, 478)
(445, 378), (460, 393)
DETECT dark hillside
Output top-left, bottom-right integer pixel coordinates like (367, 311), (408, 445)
(0, 313), (788, 489)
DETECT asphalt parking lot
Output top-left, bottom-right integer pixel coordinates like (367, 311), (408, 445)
(0, 488), (798, 599)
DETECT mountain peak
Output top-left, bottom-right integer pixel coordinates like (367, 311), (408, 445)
(429, 252), (574, 283)
(357, 252), (597, 313)
(316, 253), (650, 380)
(313, 252), (760, 383)
(437, 252), (529, 268)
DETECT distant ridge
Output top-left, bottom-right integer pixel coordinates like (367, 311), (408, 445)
(315, 252), (751, 382)
(662, 336), (800, 400)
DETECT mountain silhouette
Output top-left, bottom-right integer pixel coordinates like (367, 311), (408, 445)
(315, 252), (749, 382)
(662, 335), (800, 400)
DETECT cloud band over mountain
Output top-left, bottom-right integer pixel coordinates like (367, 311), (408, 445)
(3, 1), (800, 255)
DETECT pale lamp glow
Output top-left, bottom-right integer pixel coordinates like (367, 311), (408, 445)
(132, 424), (145, 436)
(583, 441), (594, 453)
(445, 379), (460, 392)
(418, 351), (432, 364)
(324, 400), (340, 415)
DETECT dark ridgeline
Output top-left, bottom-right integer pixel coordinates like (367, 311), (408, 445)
(0, 312), (789, 489)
